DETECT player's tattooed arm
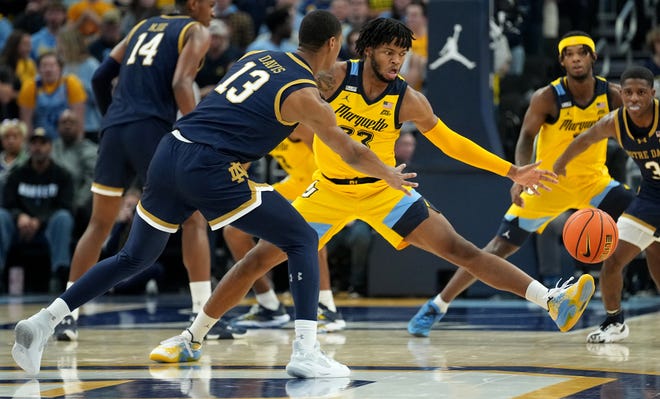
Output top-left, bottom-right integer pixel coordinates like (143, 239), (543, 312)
(315, 71), (335, 98)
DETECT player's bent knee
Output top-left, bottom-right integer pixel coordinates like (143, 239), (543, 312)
(289, 225), (318, 253)
(602, 256), (628, 274)
(223, 225), (250, 240)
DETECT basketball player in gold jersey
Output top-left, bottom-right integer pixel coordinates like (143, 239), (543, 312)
(408, 31), (636, 337)
(152, 19), (598, 360)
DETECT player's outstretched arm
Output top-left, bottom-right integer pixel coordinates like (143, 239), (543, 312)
(402, 88), (557, 189)
(506, 161), (558, 195)
(507, 86), (557, 205)
(282, 87), (417, 194)
(553, 112), (617, 176)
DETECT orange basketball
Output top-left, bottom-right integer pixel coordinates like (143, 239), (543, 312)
(562, 208), (619, 263)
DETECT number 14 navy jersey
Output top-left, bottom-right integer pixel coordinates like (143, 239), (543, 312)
(102, 15), (200, 130)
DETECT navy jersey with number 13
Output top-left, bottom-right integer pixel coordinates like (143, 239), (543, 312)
(175, 50), (317, 162)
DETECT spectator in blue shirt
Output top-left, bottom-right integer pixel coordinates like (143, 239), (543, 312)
(31, 1), (67, 60)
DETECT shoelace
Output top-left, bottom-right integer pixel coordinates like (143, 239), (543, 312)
(159, 335), (196, 356)
(416, 302), (439, 324)
(300, 343), (333, 366)
(546, 276), (575, 299)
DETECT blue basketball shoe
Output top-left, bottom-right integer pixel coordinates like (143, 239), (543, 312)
(547, 274), (595, 332)
(407, 299), (445, 337)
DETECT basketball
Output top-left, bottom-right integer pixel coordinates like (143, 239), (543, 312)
(562, 208), (619, 263)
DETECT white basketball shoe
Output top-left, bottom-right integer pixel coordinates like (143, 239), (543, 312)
(285, 340), (350, 378)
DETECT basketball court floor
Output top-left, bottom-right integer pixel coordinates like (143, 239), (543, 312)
(1, 292), (660, 398)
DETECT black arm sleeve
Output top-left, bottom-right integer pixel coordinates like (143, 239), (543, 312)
(91, 56), (121, 115)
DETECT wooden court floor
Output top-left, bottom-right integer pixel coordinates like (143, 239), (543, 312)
(2, 293), (660, 398)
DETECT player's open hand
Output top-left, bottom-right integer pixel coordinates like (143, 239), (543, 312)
(508, 161), (558, 195)
(386, 164), (418, 195)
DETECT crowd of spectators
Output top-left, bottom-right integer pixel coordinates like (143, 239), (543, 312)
(0, 0), (657, 296)
(0, 0), (432, 295)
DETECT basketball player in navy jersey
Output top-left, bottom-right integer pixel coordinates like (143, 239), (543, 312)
(554, 66), (660, 343)
(12, 10), (418, 378)
(52, 0), (244, 342)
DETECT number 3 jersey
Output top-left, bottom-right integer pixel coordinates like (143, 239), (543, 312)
(102, 15), (200, 130)
(175, 50), (317, 163)
(614, 98), (660, 200)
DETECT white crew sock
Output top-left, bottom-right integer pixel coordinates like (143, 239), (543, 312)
(45, 298), (72, 327)
(294, 319), (317, 350)
(525, 280), (549, 310)
(319, 290), (336, 312)
(256, 289), (280, 311)
(189, 281), (212, 314)
(186, 310), (218, 342)
(432, 295), (450, 313)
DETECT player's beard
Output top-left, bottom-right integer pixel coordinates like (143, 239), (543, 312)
(568, 64), (592, 82)
(370, 57), (395, 83)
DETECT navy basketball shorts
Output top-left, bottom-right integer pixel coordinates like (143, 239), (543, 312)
(138, 133), (274, 233)
(92, 118), (172, 197)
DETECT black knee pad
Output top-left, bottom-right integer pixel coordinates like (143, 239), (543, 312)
(495, 217), (532, 247)
(598, 184), (635, 220)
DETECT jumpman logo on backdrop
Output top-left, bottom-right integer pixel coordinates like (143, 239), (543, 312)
(429, 24), (476, 70)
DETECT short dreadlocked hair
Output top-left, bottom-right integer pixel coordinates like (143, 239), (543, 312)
(355, 18), (413, 58)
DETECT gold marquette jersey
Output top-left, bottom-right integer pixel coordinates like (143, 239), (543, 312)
(269, 137), (316, 200)
(314, 60), (407, 179)
(536, 76), (611, 179)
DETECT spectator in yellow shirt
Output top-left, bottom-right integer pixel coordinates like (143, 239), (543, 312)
(67, 0), (118, 37)
(0, 30), (38, 85)
(17, 52), (86, 139)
